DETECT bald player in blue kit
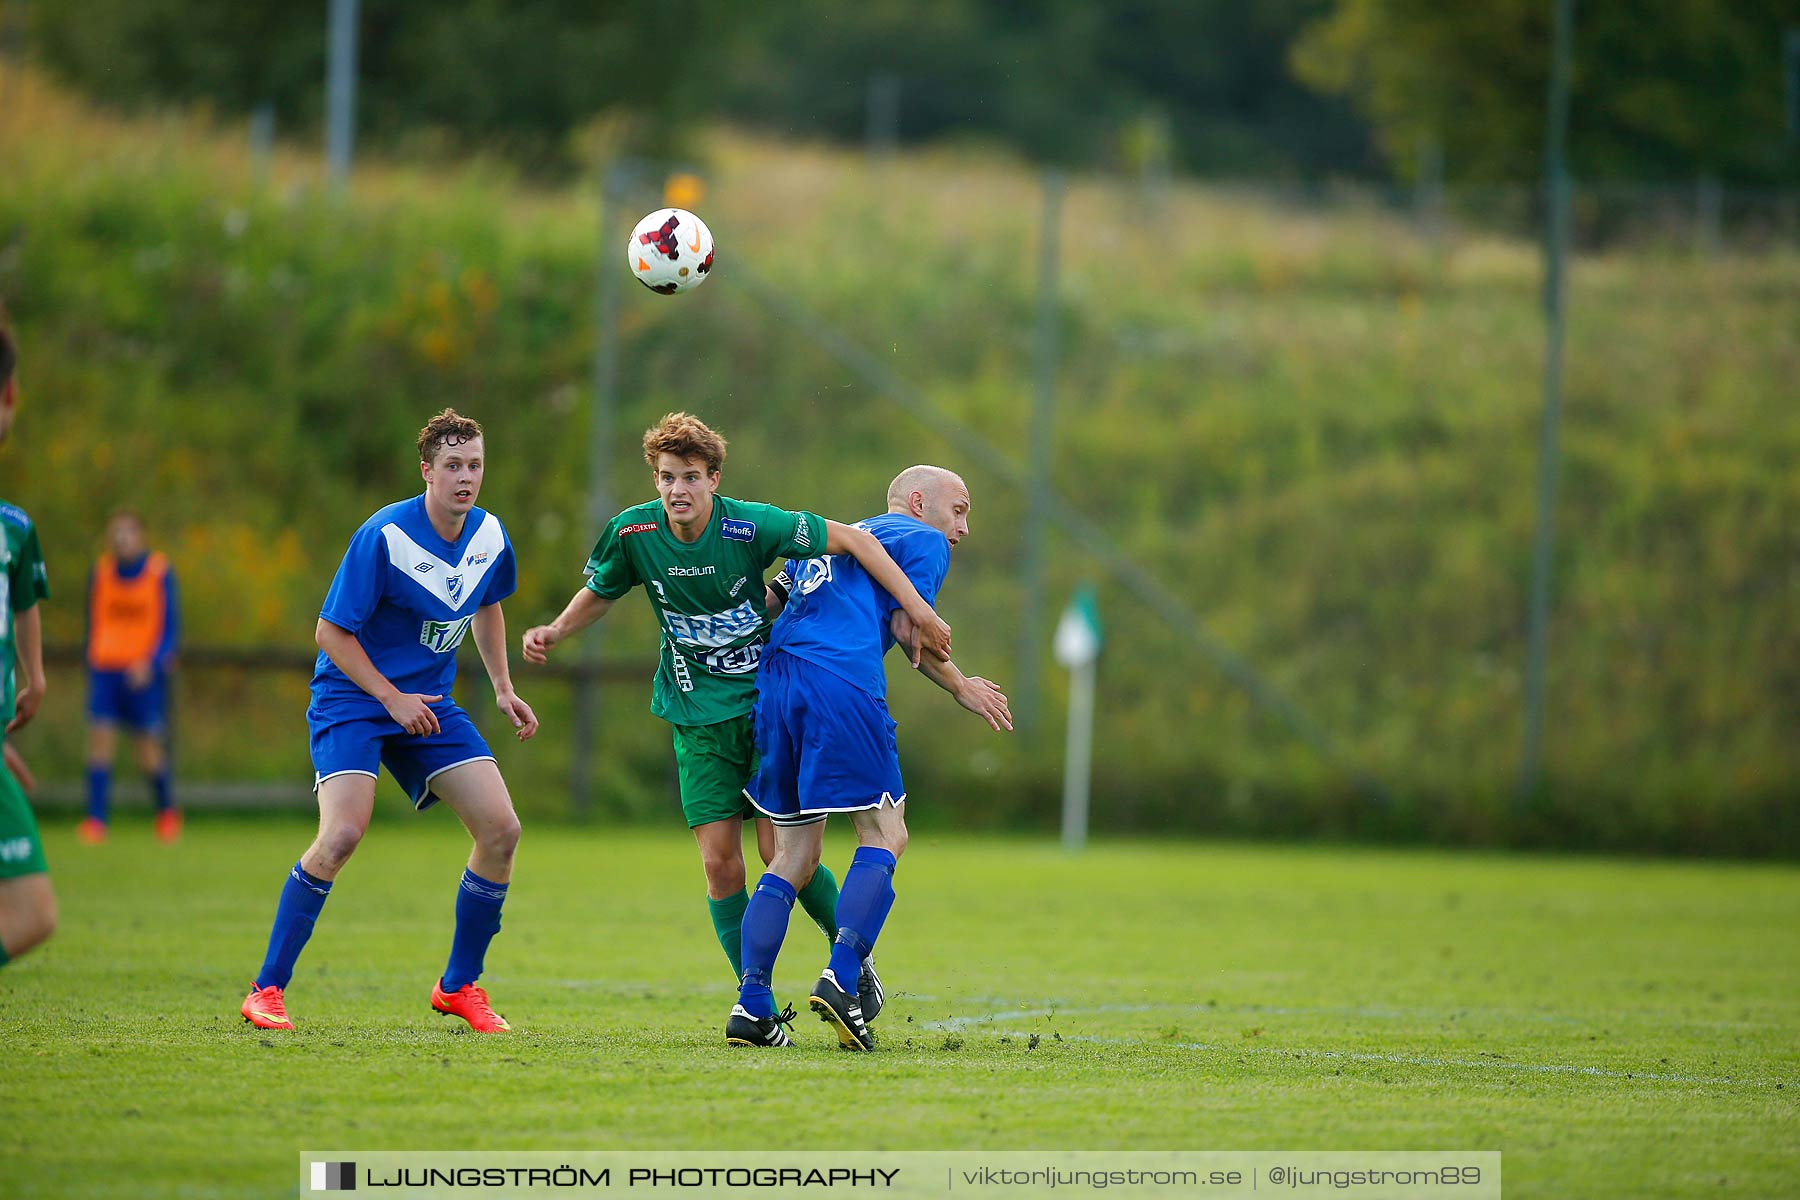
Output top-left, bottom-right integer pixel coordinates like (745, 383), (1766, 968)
(726, 465), (1012, 1049)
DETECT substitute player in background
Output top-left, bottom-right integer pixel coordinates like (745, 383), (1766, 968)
(81, 509), (182, 843)
(729, 465), (1009, 1048)
(522, 413), (950, 1011)
(241, 410), (538, 1032)
(0, 315), (57, 970)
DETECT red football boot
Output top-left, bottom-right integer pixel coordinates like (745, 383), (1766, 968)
(241, 982), (295, 1031)
(431, 979), (512, 1032)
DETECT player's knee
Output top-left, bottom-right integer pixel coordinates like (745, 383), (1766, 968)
(315, 822), (367, 869)
(701, 847), (746, 894)
(482, 812), (522, 861)
(791, 840), (824, 880)
(858, 823), (906, 859)
(10, 891), (56, 956)
(768, 849), (819, 890)
(30, 894), (58, 950)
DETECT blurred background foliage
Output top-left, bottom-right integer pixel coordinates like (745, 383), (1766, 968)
(25, 0), (1800, 183)
(2, 65), (1795, 854)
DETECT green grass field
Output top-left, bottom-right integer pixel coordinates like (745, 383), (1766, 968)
(1, 813), (1794, 1198)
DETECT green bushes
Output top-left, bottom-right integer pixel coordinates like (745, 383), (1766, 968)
(4, 76), (1795, 853)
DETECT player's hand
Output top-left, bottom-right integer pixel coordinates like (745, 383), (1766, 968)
(495, 690), (539, 741)
(385, 692), (443, 736)
(127, 661), (154, 690)
(906, 605), (952, 666)
(2, 740), (37, 793)
(957, 676), (1013, 732)
(521, 624), (559, 666)
(5, 681), (43, 734)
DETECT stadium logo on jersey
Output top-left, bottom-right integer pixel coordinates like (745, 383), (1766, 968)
(722, 518), (756, 542)
(620, 522), (658, 537)
(419, 616), (474, 654)
(662, 600), (761, 648)
(446, 574), (465, 604)
(667, 565), (715, 577)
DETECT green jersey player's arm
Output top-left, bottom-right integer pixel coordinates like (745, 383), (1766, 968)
(889, 609), (1012, 733)
(5, 603), (44, 734)
(520, 587), (617, 667)
(821, 519), (953, 666)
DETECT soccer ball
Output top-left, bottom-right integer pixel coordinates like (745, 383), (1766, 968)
(627, 208), (715, 294)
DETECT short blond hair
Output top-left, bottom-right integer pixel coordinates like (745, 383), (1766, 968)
(417, 408), (483, 464)
(642, 411), (726, 474)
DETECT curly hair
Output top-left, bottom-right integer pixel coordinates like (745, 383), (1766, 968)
(642, 411), (726, 475)
(417, 408), (483, 465)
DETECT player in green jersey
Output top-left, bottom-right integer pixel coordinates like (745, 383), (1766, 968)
(0, 315), (57, 970)
(523, 412), (950, 1009)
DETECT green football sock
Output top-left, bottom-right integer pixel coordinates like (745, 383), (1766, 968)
(708, 888), (749, 981)
(795, 863), (841, 944)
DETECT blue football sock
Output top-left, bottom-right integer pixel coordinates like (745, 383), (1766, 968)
(255, 862), (332, 990)
(737, 873), (797, 1019)
(150, 769), (173, 813)
(85, 766), (110, 824)
(828, 846), (897, 985)
(441, 868), (508, 992)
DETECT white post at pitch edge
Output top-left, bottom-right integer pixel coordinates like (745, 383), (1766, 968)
(1055, 585), (1103, 852)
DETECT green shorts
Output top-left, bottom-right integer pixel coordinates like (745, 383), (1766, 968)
(0, 753), (48, 878)
(670, 715), (758, 829)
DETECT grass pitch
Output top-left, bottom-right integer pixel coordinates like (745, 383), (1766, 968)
(1, 813), (1795, 1198)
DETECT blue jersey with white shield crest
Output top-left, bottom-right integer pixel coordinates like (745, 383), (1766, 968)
(767, 512), (949, 700)
(309, 496), (516, 718)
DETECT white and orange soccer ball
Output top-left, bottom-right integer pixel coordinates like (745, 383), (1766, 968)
(627, 208), (715, 294)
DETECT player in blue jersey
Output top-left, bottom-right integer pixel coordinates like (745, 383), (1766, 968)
(726, 465), (1011, 1048)
(241, 410), (538, 1033)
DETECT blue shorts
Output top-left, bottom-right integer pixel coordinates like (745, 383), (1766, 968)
(308, 699), (494, 811)
(746, 650), (904, 824)
(87, 668), (168, 732)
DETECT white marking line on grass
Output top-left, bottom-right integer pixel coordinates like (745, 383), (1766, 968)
(917, 1006), (1771, 1088)
(925, 997), (1768, 1033)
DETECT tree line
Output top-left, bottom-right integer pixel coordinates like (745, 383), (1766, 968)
(29, 0), (1800, 184)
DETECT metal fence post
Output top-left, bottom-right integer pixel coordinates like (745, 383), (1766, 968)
(1017, 170), (1063, 734)
(570, 165), (628, 819)
(1521, 0), (1576, 805)
(325, 0), (359, 193)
